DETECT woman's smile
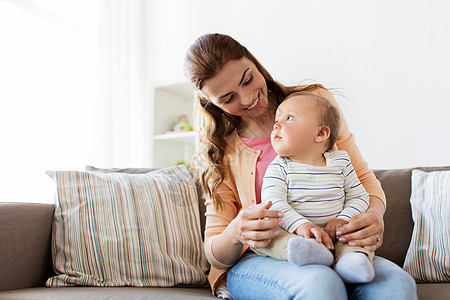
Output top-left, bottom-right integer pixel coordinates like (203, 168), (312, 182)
(244, 91), (261, 110)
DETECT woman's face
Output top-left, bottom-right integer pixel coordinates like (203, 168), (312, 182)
(201, 58), (269, 119)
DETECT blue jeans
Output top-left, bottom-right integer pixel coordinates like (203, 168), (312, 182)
(227, 252), (417, 300)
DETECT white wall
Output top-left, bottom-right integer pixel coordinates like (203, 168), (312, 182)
(146, 0), (450, 169)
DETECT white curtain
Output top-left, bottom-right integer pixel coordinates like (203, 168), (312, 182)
(98, 0), (150, 168)
(0, 0), (100, 202)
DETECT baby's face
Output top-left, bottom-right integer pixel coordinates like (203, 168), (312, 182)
(271, 95), (322, 157)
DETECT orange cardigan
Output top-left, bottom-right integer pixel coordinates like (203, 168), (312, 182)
(203, 88), (386, 293)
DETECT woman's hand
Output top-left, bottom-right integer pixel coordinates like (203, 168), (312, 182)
(233, 201), (284, 249)
(335, 197), (385, 252)
(325, 218), (348, 243)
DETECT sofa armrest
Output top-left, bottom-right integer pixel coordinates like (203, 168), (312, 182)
(0, 202), (54, 292)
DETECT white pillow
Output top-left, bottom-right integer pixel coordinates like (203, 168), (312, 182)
(403, 170), (450, 282)
(46, 165), (209, 287)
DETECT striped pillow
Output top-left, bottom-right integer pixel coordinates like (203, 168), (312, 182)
(403, 170), (450, 282)
(46, 165), (209, 287)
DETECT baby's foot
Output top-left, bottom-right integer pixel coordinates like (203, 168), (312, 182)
(334, 252), (375, 283)
(287, 237), (334, 266)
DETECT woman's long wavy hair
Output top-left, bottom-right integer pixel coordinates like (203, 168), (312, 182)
(184, 33), (325, 210)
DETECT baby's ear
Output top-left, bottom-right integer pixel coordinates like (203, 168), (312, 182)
(315, 126), (331, 143)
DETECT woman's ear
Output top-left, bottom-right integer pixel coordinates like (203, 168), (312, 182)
(315, 126), (331, 143)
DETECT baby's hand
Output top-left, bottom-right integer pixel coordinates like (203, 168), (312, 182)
(294, 222), (334, 250)
(325, 219), (349, 243)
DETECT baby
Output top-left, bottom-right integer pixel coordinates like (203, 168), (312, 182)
(255, 91), (375, 283)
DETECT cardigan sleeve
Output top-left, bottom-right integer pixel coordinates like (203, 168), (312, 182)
(313, 88), (387, 208)
(203, 172), (249, 294)
(203, 177), (241, 269)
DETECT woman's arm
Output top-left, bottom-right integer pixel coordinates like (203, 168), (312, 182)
(204, 182), (283, 269)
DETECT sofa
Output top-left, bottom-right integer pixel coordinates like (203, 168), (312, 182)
(0, 166), (449, 300)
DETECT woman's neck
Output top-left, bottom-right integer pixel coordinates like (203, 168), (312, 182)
(237, 110), (275, 139)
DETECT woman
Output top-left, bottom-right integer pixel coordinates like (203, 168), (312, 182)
(184, 33), (417, 300)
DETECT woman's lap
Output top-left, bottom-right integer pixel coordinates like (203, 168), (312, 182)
(227, 254), (417, 300)
(227, 253), (347, 300)
(346, 256), (417, 300)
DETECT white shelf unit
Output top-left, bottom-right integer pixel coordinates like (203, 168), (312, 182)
(150, 80), (197, 168)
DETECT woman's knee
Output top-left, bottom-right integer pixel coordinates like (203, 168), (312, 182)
(350, 257), (418, 300)
(374, 257), (417, 287)
(289, 265), (347, 300)
(378, 267), (417, 299)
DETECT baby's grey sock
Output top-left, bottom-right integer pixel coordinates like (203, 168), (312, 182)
(334, 252), (375, 283)
(287, 237), (334, 266)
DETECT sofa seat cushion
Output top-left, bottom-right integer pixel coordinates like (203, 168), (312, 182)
(416, 283), (450, 300)
(0, 287), (216, 300)
(0, 284), (448, 300)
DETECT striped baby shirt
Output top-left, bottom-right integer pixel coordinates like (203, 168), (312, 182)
(262, 150), (370, 233)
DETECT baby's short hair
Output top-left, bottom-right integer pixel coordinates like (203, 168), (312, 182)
(284, 91), (341, 151)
